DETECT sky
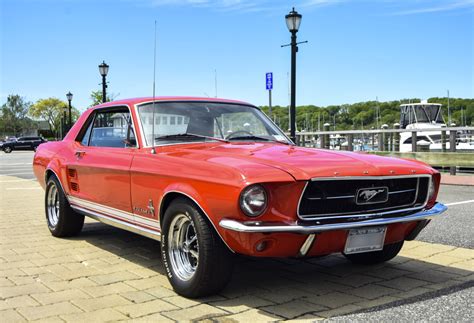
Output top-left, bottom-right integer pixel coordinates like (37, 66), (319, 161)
(1, 0), (473, 111)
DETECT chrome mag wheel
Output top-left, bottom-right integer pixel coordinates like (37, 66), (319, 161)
(46, 183), (59, 227)
(168, 213), (199, 281)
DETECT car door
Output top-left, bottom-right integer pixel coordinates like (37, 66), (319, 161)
(67, 106), (137, 222)
(14, 137), (30, 150)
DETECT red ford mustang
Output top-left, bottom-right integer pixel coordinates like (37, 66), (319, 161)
(33, 97), (447, 298)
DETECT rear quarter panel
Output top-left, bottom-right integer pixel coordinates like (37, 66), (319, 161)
(33, 141), (68, 189)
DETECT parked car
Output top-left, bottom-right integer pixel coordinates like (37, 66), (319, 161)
(33, 97), (447, 298)
(3, 136), (46, 153)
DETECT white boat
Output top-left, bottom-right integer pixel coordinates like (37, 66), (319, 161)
(399, 101), (473, 152)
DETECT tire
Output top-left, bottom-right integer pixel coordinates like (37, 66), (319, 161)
(161, 197), (234, 298)
(343, 240), (404, 265)
(45, 176), (84, 237)
(4, 146), (12, 153)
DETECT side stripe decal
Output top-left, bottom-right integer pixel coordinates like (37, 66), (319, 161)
(68, 196), (161, 229)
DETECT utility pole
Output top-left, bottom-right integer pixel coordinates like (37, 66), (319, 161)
(447, 90), (451, 125)
(375, 96), (380, 129)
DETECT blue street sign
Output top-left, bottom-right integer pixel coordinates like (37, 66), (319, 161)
(266, 72), (273, 90)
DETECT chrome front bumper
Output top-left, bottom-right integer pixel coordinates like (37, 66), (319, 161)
(219, 202), (447, 234)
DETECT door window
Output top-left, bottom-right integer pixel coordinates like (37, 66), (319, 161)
(77, 108), (137, 148)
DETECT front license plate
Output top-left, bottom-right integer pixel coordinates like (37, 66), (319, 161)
(344, 226), (387, 254)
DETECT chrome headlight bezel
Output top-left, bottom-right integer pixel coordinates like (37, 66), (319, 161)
(239, 184), (268, 217)
(428, 177), (436, 201)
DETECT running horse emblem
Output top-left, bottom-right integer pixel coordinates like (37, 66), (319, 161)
(358, 189), (385, 202)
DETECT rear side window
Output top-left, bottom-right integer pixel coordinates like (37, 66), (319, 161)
(77, 107), (137, 148)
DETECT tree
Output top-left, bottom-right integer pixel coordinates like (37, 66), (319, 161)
(29, 98), (69, 137)
(0, 95), (34, 136)
(89, 90), (119, 107)
(259, 97), (473, 131)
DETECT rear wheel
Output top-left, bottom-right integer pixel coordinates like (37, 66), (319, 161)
(343, 240), (404, 265)
(4, 146), (12, 153)
(45, 176), (84, 237)
(161, 197), (234, 298)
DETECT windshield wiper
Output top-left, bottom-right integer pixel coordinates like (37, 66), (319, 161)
(227, 135), (290, 145)
(155, 133), (229, 143)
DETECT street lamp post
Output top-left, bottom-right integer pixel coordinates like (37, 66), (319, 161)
(98, 61), (109, 103)
(66, 91), (73, 129)
(62, 106), (67, 138)
(285, 8), (303, 143)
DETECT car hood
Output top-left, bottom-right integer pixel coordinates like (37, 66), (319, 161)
(169, 142), (434, 181)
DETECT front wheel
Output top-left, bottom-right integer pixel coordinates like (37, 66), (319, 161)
(45, 176), (84, 237)
(4, 146), (12, 153)
(161, 197), (234, 298)
(343, 240), (404, 265)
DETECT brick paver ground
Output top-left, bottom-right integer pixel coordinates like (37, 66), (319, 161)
(1, 176), (473, 321)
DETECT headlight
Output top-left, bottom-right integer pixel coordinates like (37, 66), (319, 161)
(428, 178), (436, 201)
(240, 184), (268, 217)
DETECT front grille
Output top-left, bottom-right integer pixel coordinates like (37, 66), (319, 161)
(298, 176), (430, 220)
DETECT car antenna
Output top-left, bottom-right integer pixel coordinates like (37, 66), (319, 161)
(151, 20), (157, 155)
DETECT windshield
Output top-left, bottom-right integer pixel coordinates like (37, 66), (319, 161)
(137, 101), (291, 146)
(401, 105), (444, 127)
(414, 105), (443, 123)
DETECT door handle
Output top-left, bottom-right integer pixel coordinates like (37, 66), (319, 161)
(75, 150), (86, 158)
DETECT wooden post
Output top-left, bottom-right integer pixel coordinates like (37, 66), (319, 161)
(382, 124), (389, 151)
(371, 130), (375, 151)
(411, 131), (417, 152)
(394, 123), (400, 152)
(295, 134), (300, 146)
(450, 129), (456, 175)
(347, 134), (353, 151)
(323, 123), (330, 149)
(441, 130), (446, 152)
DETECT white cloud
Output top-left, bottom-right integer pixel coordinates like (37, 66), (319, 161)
(129, 0), (344, 13)
(392, 0), (474, 15)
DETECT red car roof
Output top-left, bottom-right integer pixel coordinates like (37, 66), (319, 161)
(93, 97), (253, 109)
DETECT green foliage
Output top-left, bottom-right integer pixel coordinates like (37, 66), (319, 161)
(89, 90), (118, 107)
(29, 98), (80, 137)
(0, 95), (35, 136)
(261, 97), (473, 131)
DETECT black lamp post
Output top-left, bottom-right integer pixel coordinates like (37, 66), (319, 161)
(62, 105), (67, 138)
(98, 61), (109, 103)
(285, 8), (302, 143)
(66, 91), (73, 129)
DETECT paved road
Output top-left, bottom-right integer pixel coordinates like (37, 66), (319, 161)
(1, 151), (472, 322)
(0, 151), (36, 180)
(418, 185), (474, 249)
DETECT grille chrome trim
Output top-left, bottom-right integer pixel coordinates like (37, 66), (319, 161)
(297, 175), (432, 221)
(389, 188), (416, 195)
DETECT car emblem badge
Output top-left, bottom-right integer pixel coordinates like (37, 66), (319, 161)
(133, 199), (155, 216)
(356, 187), (389, 205)
(148, 199), (155, 216)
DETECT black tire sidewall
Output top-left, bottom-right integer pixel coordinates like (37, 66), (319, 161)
(45, 176), (84, 238)
(4, 147), (12, 153)
(161, 201), (203, 294)
(45, 176), (72, 236)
